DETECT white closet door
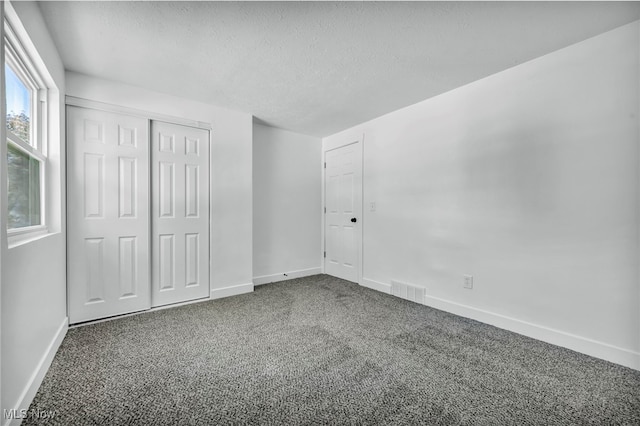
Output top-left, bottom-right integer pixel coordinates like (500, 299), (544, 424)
(151, 121), (210, 307)
(67, 106), (151, 324)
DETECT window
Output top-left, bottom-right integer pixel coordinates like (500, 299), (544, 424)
(4, 20), (47, 234)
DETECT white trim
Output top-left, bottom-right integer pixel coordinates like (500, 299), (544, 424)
(359, 133), (365, 287)
(362, 278), (639, 370)
(637, 24), (640, 376)
(0, 1), (6, 415)
(253, 267), (321, 286)
(3, 317), (68, 426)
(65, 96), (212, 131)
(7, 227), (50, 248)
(6, 133), (44, 161)
(320, 150), (325, 274)
(361, 277), (391, 294)
(210, 283), (254, 300)
(421, 294), (640, 371)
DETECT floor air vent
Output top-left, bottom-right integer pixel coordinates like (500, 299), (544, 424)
(390, 280), (425, 305)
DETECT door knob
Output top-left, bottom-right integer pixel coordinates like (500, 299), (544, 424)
(351, 217), (357, 223)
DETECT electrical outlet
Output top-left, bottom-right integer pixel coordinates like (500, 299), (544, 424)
(463, 275), (473, 289)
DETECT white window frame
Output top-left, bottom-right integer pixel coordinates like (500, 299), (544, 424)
(4, 17), (48, 242)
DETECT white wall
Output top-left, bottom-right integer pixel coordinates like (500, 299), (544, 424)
(253, 124), (322, 284)
(65, 72), (254, 297)
(1, 1), (68, 420)
(324, 22), (640, 369)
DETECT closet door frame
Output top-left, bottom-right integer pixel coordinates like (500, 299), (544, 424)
(66, 96), (213, 323)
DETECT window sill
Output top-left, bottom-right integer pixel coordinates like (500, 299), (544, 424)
(8, 227), (52, 249)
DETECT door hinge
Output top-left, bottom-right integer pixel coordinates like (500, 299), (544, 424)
(324, 207), (326, 213)
(324, 162), (326, 168)
(324, 251), (326, 258)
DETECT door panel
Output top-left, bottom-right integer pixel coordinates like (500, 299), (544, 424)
(67, 106), (151, 323)
(158, 234), (175, 290)
(83, 153), (104, 218)
(151, 121), (210, 307)
(118, 157), (137, 218)
(324, 142), (361, 283)
(185, 233), (199, 286)
(118, 236), (138, 297)
(159, 162), (175, 217)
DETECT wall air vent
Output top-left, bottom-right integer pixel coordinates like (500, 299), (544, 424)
(390, 280), (426, 305)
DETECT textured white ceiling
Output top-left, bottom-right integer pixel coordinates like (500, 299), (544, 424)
(38, 1), (640, 137)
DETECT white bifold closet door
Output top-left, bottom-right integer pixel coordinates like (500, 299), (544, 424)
(67, 107), (210, 324)
(67, 106), (151, 323)
(151, 121), (210, 307)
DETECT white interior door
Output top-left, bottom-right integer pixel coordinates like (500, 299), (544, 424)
(151, 121), (210, 307)
(324, 141), (362, 283)
(67, 106), (151, 323)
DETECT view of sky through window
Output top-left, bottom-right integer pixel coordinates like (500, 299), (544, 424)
(5, 63), (31, 144)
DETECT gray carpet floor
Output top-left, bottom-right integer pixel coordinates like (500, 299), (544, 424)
(26, 274), (640, 425)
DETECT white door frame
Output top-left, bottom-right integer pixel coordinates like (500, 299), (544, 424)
(321, 133), (364, 285)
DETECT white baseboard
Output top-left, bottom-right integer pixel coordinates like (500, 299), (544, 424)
(4, 317), (68, 426)
(253, 267), (321, 286)
(363, 278), (640, 371)
(210, 282), (254, 300)
(361, 277), (391, 294)
(422, 295), (640, 371)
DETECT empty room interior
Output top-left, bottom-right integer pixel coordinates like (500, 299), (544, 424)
(1, 0), (639, 424)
